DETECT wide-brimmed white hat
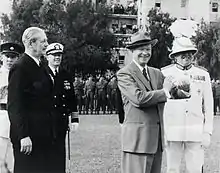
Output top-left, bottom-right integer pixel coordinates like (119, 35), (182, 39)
(169, 37), (197, 59)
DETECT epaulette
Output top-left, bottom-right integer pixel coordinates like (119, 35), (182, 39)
(194, 65), (208, 71)
(161, 64), (174, 71)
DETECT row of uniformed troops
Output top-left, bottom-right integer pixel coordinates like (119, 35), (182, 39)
(73, 74), (121, 115)
(211, 80), (220, 115)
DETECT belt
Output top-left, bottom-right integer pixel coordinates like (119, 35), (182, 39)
(0, 104), (7, 110)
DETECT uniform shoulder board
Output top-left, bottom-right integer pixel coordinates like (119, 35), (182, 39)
(161, 64), (174, 71)
(194, 65), (208, 71)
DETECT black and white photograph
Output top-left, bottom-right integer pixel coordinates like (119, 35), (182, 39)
(0, 0), (220, 173)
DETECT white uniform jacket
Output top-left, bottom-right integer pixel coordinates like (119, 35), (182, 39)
(0, 66), (10, 138)
(162, 65), (214, 141)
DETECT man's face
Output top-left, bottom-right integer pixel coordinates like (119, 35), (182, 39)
(47, 53), (62, 68)
(133, 44), (152, 67)
(175, 51), (194, 67)
(1, 53), (19, 69)
(31, 31), (48, 57)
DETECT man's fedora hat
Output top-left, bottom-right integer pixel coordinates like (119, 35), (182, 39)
(46, 43), (64, 55)
(0, 42), (24, 55)
(126, 31), (158, 50)
(169, 37), (197, 59)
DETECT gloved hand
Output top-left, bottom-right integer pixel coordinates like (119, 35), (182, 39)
(176, 89), (191, 99)
(202, 133), (211, 148)
(163, 76), (176, 93)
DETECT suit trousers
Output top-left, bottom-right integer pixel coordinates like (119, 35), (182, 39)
(0, 137), (14, 173)
(122, 140), (162, 173)
(13, 138), (66, 173)
(166, 141), (204, 173)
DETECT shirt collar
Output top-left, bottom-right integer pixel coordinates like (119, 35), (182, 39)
(175, 63), (193, 71)
(48, 65), (58, 75)
(133, 59), (148, 72)
(25, 52), (40, 66)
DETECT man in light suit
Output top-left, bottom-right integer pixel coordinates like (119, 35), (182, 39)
(117, 31), (172, 173)
(162, 36), (214, 173)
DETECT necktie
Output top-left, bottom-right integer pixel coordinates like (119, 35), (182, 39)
(54, 68), (58, 76)
(142, 68), (149, 81)
(39, 60), (43, 68)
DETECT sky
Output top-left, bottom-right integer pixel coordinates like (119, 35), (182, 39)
(0, 0), (12, 15)
(0, 0), (12, 32)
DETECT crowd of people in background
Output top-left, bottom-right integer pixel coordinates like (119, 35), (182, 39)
(111, 2), (138, 15)
(73, 72), (121, 115)
(211, 79), (220, 115)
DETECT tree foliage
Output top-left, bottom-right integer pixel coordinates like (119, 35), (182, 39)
(147, 8), (176, 68)
(193, 20), (220, 79)
(1, 0), (116, 75)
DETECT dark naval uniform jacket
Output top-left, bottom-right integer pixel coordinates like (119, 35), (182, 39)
(43, 66), (79, 173)
(47, 66), (79, 139)
(46, 66), (79, 173)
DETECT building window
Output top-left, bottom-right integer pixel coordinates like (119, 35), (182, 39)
(181, 0), (187, 7)
(155, 2), (161, 8)
(155, 0), (161, 8)
(212, 2), (218, 12)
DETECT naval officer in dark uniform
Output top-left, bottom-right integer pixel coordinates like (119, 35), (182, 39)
(45, 42), (79, 173)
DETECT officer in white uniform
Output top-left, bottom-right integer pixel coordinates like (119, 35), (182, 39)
(162, 37), (214, 173)
(0, 42), (23, 173)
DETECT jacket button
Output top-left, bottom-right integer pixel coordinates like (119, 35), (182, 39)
(63, 113), (66, 116)
(186, 110), (188, 113)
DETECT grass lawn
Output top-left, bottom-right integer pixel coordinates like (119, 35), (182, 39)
(68, 115), (220, 173)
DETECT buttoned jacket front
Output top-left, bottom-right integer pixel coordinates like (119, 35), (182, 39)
(117, 62), (167, 154)
(162, 65), (214, 141)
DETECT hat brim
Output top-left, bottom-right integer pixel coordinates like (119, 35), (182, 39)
(169, 48), (197, 59)
(126, 39), (158, 49)
(47, 50), (63, 55)
(1, 51), (20, 55)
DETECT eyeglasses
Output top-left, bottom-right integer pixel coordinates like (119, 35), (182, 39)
(180, 52), (194, 60)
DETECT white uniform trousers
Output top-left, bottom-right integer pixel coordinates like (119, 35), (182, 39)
(166, 141), (204, 173)
(0, 137), (14, 173)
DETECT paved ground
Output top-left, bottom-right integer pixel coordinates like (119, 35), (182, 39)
(68, 115), (220, 173)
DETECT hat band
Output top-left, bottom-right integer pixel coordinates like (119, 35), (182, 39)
(46, 49), (63, 55)
(132, 39), (152, 46)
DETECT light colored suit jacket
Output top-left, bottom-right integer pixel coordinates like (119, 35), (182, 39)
(117, 62), (167, 154)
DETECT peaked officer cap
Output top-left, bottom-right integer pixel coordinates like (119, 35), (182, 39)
(46, 43), (64, 55)
(0, 42), (24, 55)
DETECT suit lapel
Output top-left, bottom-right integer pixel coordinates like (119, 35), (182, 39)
(44, 66), (56, 85)
(148, 67), (157, 90)
(130, 62), (152, 91)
